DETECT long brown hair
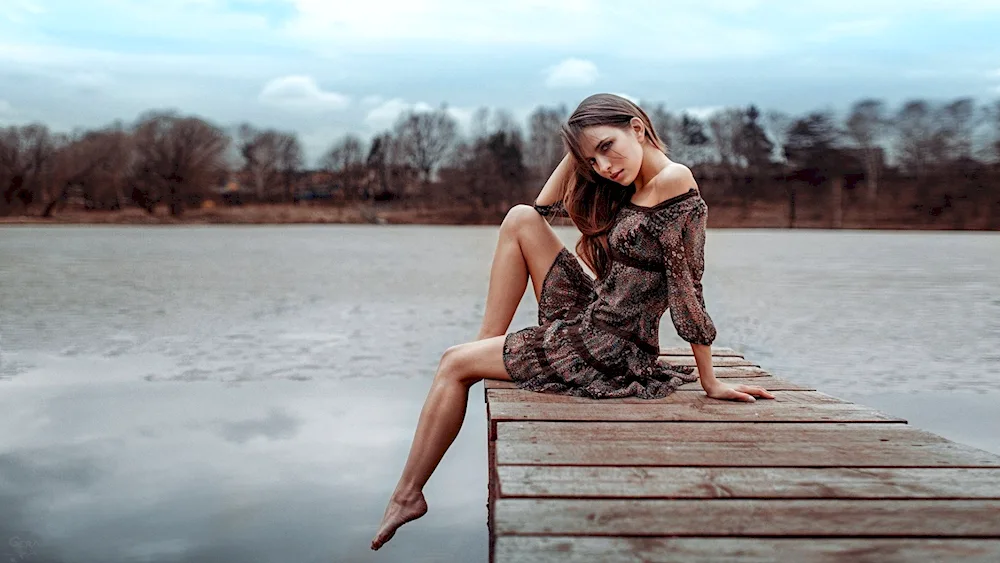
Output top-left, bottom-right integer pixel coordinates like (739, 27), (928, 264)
(560, 93), (667, 281)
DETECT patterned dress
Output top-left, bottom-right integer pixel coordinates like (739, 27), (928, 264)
(501, 187), (717, 399)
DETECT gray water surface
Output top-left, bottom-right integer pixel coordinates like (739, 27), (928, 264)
(1, 225), (998, 562)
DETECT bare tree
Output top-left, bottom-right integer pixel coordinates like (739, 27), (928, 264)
(937, 98), (976, 162)
(526, 104), (568, 179)
(365, 133), (391, 198)
(846, 99), (889, 202)
(706, 106), (773, 212)
(132, 111), (230, 216)
(738, 106), (774, 174)
(784, 111), (843, 173)
(42, 126), (133, 216)
(764, 110), (793, 165)
(460, 128), (527, 210)
(0, 124), (59, 215)
(392, 106), (458, 184)
(322, 134), (368, 198)
(671, 113), (712, 165)
(993, 100), (1000, 163)
(236, 125), (301, 202)
(276, 133), (303, 203)
(490, 109), (523, 142)
(470, 107), (491, 141)
(784, 112), (845, 228)
(642, 102), (674, 150)
(455, 107), (529, 208)
(708, 108), (743, 168)
(894, 100), (937, 179)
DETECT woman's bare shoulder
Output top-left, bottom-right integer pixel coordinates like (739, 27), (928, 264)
(648, 162), (699, 202)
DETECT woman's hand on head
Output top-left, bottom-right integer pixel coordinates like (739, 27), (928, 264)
(703, 381), (775, 402)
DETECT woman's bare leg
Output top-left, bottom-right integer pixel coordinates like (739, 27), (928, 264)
(371, 335), (512, 550)
(477, 205), (566, 340)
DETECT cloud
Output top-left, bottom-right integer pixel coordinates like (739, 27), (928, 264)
(0, 99), (12, 114)
(682, 106), (724, 120)
(611, 92), (640, 104)
(364, 98), (432, 130)
(257, 75), (350, 111)
(362, 98), (475, 133)
(545, 58), (599, 89)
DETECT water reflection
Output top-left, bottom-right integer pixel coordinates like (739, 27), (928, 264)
(0, 225), (998, 561)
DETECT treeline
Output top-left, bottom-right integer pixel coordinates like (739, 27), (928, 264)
(2, 98), (1000, 227)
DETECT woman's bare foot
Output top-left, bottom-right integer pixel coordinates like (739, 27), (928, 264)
(370, 491), (428, 550)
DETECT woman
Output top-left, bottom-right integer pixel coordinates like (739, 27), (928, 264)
(370, 93), (774, 551)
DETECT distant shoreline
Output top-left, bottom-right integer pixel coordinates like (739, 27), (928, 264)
(1, 202), (997, 231)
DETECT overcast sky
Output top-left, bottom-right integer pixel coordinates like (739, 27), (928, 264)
(2, 0), (999, 163)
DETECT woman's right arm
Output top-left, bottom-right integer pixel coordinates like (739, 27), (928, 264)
(533, 153), (574, 216)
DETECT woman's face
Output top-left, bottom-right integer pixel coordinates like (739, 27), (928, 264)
(577, 120), (644, 186)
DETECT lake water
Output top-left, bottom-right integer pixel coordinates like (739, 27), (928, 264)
(1, 225), (998, 562)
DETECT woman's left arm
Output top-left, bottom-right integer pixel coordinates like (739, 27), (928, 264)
(672, 201), (719, 390)
(674, 197), (774, 402)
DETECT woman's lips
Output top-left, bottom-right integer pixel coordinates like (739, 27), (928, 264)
(611, 169), (623, 181)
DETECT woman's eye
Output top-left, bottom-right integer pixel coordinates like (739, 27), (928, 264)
(602, 141), (611, 151)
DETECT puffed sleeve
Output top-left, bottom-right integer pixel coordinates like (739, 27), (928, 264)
(662, 200), (717, 346)
(533, 198), (568, 218)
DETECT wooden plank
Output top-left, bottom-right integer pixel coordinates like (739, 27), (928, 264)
(488, 378), (813, 397)
(498, 421), (950, 444)
(495, 422), (1000, 467)
(488, 433), (498, 563)
(494, 498), (1000, 536)
(660, 346), (743, 356)
(488, 389), (851, 405)
(497, 466), (1000, 499)
(484, 366), (778, 391)
(488, 400), (905, 425)
(664, 356), (758, 367)
(486, 343), (1000, 561)
(494, 537), (1000, 563)
(499, 441), (1000, 467)
(675, 376), (810, 390)
(675, 376), (812, 391)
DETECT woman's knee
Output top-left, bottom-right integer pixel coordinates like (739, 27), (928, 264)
(500, 204), (539, 237)
(437, 344), (477, 385)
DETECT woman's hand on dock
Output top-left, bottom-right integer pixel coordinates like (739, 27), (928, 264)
(703, 381), (775, 403)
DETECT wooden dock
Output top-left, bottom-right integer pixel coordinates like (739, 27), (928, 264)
(484, 346), (1000, 562)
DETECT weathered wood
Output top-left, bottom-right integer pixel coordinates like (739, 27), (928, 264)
(487, 399), (905, 425)
(497, 466), (1000, 499)
(488, 389), (852, 405)
(494, 498), (1000, 536)
(494, 537), (1000, 563)
(659, 346), (743, 356)
(499, 441), (1000, 467)
(487, 390), (855, 404)
(485, 346), (1000, 562)
(498, 421), (949, 444)
(664, 356), (758, 367)
(484, 366), (777, 391)
(496, 422), (1000, 467)
(489, 379), (813, 398)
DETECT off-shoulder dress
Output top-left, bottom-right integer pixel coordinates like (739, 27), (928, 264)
(501, 187), (717, 399)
